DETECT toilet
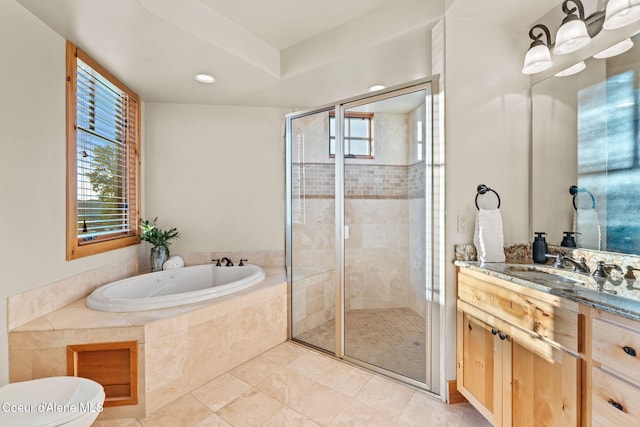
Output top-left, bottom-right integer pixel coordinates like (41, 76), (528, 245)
(0, 376), (105, 426)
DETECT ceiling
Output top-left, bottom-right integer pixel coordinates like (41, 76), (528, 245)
(17, 0), (563, 109)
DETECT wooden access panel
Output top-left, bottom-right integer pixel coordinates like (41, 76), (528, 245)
(67, 341), (138, 407)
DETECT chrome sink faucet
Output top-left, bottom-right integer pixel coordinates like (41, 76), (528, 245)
(592, 261), (622, 278)
(563, 256), (590, 274)
(545, 253), (589, 273)
(624, 266), (640, 281)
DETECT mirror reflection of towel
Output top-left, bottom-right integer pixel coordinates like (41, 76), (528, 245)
(473, 209), (505, 262)
(574, 209), (601, 250)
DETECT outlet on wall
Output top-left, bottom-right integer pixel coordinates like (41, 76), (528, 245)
(457, 214), (469, 233)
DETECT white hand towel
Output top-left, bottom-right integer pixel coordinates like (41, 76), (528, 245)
(162, 255), (184, 270)
(573, 209), (601, 250)
(473, 209), (506, 263)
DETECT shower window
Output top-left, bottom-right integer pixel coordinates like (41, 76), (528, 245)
(329, 112), (374, 158)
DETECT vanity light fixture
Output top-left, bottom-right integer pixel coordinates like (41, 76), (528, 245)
(522, 24), (554, 74)
(553, 0), (592, 55)
(593, 37), (634, 58)
(554, 60), (586, 77)
(603, 0), (640, 30)
(195, 74), (215, 84)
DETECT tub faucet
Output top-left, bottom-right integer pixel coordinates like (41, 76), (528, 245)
(220, 257), (234, 266)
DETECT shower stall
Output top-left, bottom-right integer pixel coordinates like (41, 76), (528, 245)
(285, 78), (443, 393)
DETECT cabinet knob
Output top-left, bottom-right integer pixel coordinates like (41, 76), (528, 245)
(499, 333), (507, 341)
(608, 400), (625, 412)
(623, 346), (637, 357)
(491, 328), (498, 336)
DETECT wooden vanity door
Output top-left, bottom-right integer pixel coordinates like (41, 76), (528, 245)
(505, 324), (581, 427)
(456, 304), (503, 426)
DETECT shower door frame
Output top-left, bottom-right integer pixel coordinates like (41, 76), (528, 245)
(286, 76), (443, 395)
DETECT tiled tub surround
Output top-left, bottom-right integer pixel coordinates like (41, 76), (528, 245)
(7, 250), (284, 332)
(8, 264), (287, 419)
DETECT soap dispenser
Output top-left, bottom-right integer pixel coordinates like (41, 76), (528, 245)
(532, 232), (548, 264)
(560, 231), (577, 248)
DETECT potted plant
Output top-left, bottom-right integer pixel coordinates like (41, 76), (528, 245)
(139, 217), (180, 271)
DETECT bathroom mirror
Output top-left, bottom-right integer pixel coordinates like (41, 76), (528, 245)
(531, 30), (640, 255)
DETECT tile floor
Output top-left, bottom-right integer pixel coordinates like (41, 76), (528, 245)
(296, 307), (427, 381)
(93, 341), (491, 427)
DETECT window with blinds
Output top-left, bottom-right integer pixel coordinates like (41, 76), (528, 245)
(66, 41), (141, 259)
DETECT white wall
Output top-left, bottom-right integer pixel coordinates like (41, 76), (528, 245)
(0, 0), (140, 385)
(144, 104), (289, 254)
(443, 17), (531, 380)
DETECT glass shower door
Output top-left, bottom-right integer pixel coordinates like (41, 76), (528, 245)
(286, 78), (441, 393)
(341, 87), (431, 386)
(288, 108), (337, 353)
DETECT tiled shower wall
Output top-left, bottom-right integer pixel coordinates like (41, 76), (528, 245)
(291, 107), (429, 337)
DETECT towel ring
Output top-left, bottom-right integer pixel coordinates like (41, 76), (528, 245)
(569, 185), (595, 210)
(475, 184), (501, 210)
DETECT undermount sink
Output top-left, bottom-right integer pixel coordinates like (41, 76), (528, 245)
(505, 264), (588, 288)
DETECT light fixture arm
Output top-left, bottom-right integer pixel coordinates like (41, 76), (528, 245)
(528, 24), (551, 48)
(562, 0), (586, 23)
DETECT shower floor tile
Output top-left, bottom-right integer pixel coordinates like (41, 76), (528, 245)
(294, 307), (427, 382)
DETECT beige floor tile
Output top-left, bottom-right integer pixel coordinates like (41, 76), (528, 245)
(92, 419), (143, 427)
(396, 393), (465, 427)
(460, 405), (492, 427)
(328, 399), (397, 427)
(288, 382), (351, 426)
(192, 372), (253, 412)
(262, 407), (321, 427)
(230, 355), (286, 386)
(297, 308), (426, 382)
(288, 351), (338, 380)
(216, 388), (283, 427)
(255, 368), (315, 404)
(315, 362), (373, 397)
(139, 394), (213, 427)
(354, 375), (414, 419)
(192, 413), (232, 427)
(260, 341), (313, 366)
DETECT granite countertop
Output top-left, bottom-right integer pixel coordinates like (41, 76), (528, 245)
(455, 260), (640, 322)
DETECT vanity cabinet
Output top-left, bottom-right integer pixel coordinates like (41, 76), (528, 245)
(590, 309), (640, 426)
(456, 268), (582, 427)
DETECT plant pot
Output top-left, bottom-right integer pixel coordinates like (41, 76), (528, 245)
(150, 245), (170, 272)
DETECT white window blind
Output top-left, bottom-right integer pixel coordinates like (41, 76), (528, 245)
(76, 58), (130, 240)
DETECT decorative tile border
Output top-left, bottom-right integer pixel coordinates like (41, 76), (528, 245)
(292, 162), (426, 200)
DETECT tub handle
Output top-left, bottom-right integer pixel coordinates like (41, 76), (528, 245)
(211, 259), (221, 266)
(239, 259), (248, 266)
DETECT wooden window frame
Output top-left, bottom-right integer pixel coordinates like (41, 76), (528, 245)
(329, 112), (374, 159)
(66, 41), (141, 260)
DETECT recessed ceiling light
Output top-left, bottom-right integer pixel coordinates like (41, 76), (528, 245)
(368, 84), (385, 92)
(195, 74), (215, 84)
